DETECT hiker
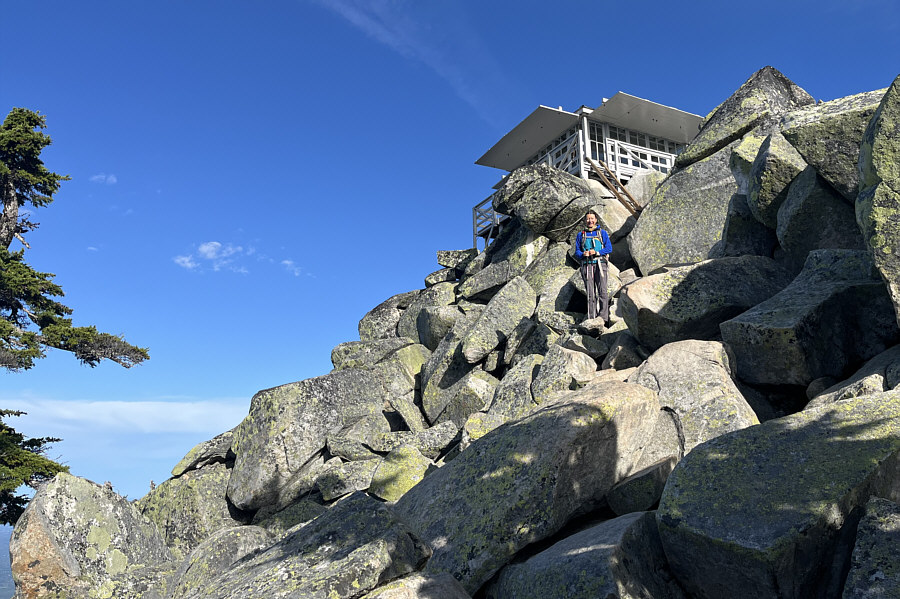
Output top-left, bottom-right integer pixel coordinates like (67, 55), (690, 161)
(574, 209), (612, 324)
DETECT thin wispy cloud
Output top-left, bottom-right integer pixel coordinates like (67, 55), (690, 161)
(175, 240), (308, 277)
(281, 259), (304, 276)
(89, 173), (118, 185)
(175, 241), (247, 273)
(310, 0), (513, 127)
(4, 398), (247, 435)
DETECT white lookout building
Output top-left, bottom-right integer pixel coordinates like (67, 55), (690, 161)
(473, 92), (703, 247)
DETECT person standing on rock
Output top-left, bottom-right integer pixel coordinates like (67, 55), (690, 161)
(574, 210), (612, 325)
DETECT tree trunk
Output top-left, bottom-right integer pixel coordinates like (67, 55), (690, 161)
(0, 176), (18, 249)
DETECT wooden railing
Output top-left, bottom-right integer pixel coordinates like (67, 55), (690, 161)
(473, 194), (505, 249)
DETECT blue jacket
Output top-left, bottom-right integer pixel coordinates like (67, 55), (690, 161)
(575, 228), (612, 264)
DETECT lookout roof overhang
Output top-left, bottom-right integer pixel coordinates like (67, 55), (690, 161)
(476, 92), (703, 171)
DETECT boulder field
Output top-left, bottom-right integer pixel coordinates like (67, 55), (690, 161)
(10, 67), (900, 598)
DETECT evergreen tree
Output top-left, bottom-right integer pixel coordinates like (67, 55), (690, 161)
(0, 107), (148, 523)
(0, 410), (67, 525)
(0, 107), (148, 369)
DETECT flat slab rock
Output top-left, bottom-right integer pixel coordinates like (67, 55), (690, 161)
(393, 380), (660, 594)
(657, 391), (900, 599)
(184, 493), (430, 599)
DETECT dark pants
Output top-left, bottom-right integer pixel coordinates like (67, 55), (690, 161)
(581, 260), (609, 321)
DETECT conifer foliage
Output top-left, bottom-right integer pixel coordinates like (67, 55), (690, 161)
(0, 409), (67, 525)
(0, 107), (148, 370)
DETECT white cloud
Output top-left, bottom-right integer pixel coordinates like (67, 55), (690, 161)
(89, 173), (118, 185)
(176, 241), (247, 273)
(3, 398), (247, 435)
(198, 241), (242, 260)
(281, 259), (303, 276)
(174, 255), (199, 270)
(86, 246), (99, 252)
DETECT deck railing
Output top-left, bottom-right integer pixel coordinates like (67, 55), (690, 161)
(473, 193), (505, 249)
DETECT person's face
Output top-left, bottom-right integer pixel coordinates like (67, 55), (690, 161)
(585, 213), (597, 229)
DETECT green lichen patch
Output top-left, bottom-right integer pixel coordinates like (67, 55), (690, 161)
(657, 391), (900, 597)
(368, 445), (433, 502)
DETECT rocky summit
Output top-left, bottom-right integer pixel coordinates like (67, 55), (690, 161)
(10, 67), (900, 599)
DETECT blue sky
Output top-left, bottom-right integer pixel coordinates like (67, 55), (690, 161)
(1, 0), (898, 501)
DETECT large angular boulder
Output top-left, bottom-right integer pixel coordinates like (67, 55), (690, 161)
(227, 368), (390, 512)
(316, 458), (381, 501)
(251, 498), (326, 538)
(368, 445), (433, 502)
(397, 282), (457, 339)
(709, 192), (778, 259)
(185, 493), (430, 599)
(747, 131), (808, 229)
(842, 497), (900, 599)
(806, 344), (900, 408)
(492, 164), (619, 242)
(393, 380), (660, 593)
(627, 141), (740, 275)
(857, 74), (900, 327)
(628, 340), (759, 453)
(420, 332), (478, 424)
(619, 256), (792, 350)
(624, 168), (666, 209)
(461, 276), (537, 363)
(10, 473), (173, 599)
(720, 249), (900, 386)
(487, 354), (543, 421)
(359, 290), (420, 341)
(170, 526), (274, 599)
(776, 166), (865, 272)
(782, 87), (887, 201)
(520, 242), (573, 296)
(437, 249), (478, 270)
(676, 66), (814, 168)
(368, 421), (459, 460)
(171, 428), (235, 477)
(484, 512), (685, 599)
(657, 391), (900, 599)
(137, 462), (242, 558)
(331, 337), (414, 371)
(416, 305), (462, 351)
(534, 270), (581, 333)
(530, 344), (596, 404)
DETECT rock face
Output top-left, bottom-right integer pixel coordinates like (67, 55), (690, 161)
(628, 340), (759, 453)
(720, 249), (900, 386)
(186, 493), (430, 599)
(460, 276), (536, 363)
(227, 368), (390, 511)
(484, 511), (685, 599)
(676, 66), (814, 168)
(782, 87), (887, 201)
(493, 164), (623, 242)
(137, 461), (241, 558)
(619, 256), (792, 350)
(628, 141), (739, 274)
(657, 392), (900, 599)
(843, 497), (900, 599)
(10, 473), (173, 598)
(15, 68), (900, 599)
(776, 166), (865, 272)
(857, 74), (900, 327)
(393, 381), (660, 593)
(747, 131), (808, 229)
